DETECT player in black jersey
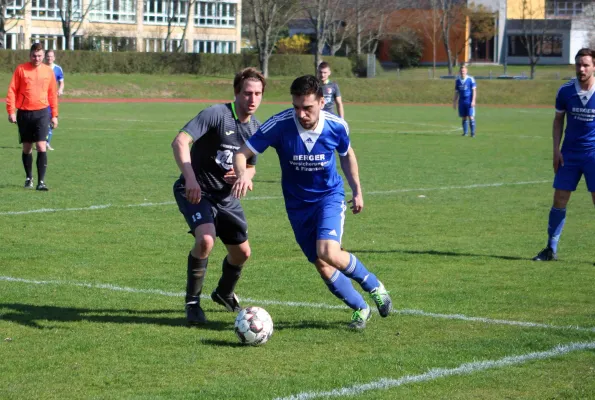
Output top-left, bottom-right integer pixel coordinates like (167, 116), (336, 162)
(171, 68), (266, 325)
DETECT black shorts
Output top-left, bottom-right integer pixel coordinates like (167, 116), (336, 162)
(17, 109), (50, 144)
(173, 179), (248, 245)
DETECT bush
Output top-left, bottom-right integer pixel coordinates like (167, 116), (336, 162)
(348, 54), (383, 77)
(387, 29), (423, 68)
(276, 35), (310, 54)
(0, 50), (354, 77)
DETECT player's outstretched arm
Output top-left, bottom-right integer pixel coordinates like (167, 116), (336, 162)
(336, 96), (345, 119)
(172, 132), (201, 204)
(232, 145), (256, 199)
(552, 112), (565, 173)
(339, 147), (364, 214)
(471, 87), (477, 107)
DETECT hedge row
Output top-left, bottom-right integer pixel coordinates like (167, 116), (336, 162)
(0, 51), (368, 77)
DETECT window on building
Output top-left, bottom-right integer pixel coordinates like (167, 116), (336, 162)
(546, 0), (588, 17)
(508, 35), (563, 57)
(31, 0), (81, 20)
(31, 34), (84, 50)
(83, 36), (137, 51)
(144, 38), (187, 52)
(5, 0), (25, 18)
(194, 1), (236, 27)
(90, 0), (136, 23)
(194, 40), (235, 54)
(144, 0), (188, 24)
(3, 33), (18, 49)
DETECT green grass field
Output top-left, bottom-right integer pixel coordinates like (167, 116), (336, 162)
(1, 102), (594, 399)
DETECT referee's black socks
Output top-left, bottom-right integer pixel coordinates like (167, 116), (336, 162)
(22, 152), (33, 178)
(36, 151), (47, 182)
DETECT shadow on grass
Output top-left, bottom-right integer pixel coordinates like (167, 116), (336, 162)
(273, 320), (346, 331)
(0, 303), (233, 331)
(0, 183), (22, 189)
(349, 248), (527, 261)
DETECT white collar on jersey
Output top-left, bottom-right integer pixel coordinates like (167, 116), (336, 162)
(574, 79), (595, 106)
(293, 110), (326, 152)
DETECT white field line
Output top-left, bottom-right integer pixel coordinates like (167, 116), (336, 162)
(274, 341), (595, 400)
(1, 276), (593, 334)
(58, 127), (173, 132)
(0, 180), (549, 216)
(362, 128), (461, 135)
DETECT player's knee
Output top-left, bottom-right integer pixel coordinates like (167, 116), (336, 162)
(316, 248), (340, 267)
(194, 234), (215, 256)
(236, 247), (251, 264)
(227, 243), (251, 265)
(313, 259), (334, 279)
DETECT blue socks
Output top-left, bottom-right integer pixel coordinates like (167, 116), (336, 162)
(547, 207), (566, 253)
(47, 128), (53, 144)
(342, 253), (380, 292)
(470, 119), (476, 136)
(325, 270), (367, 310)
(462, 119), (468, 136)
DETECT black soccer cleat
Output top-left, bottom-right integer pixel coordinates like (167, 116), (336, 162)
(185, 302), (207, 325)
(24, 177), (34, 189)
(36, 181), (48, 191)
(211, 289), (241, 312)
(532, 246), (557, 261)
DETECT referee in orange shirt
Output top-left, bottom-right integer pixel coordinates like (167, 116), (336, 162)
(6, 43), (58, 191)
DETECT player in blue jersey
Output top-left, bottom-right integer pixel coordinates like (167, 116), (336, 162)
(317, 62), (344, 118)
(533, 48), (595, 261)
(453, 63), (476, 137)
(231, 75), (392, 329)
(45, 50), (64, 151)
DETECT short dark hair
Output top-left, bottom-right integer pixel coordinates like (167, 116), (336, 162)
(30, 43), (44, 54)
(575, 48), (595, 60)
(290, 75), (323, 98)
(233, 67), (266, 94)
(318, 61), (330, 70)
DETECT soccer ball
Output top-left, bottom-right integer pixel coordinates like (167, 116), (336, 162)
(234, 306), (274, 345)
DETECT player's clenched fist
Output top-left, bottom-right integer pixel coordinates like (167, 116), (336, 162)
(185, 178), (202, 204)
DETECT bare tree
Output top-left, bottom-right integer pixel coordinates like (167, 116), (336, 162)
(345, 0), (393, 56)
(158, 0), (201, 52)
(436, 0), (464, 75)
(244, 0), (299, 77)
(59, 0), (97, 50)
(325, 16), (348, 55)
(176, 0), (198, 52)
(302, 0), (342, 72)
(516, 0), (549, 79)
(417, 0), (441, 78)
(451, 2), (495, 64)
(0, 0), (27, 49)
(581, 3), (595, 49)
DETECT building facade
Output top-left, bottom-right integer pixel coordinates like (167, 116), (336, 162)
(3, 0), (242, 53)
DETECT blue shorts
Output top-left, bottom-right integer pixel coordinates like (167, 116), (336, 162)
(553, 150), (595, 192)
(287, 194), (347, 263)
(458, 102), (474, 118)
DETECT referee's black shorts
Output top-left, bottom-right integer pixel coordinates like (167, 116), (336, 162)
(17, 108), (50, 144)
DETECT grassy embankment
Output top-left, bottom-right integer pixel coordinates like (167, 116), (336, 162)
(0, 65), (572, 105)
